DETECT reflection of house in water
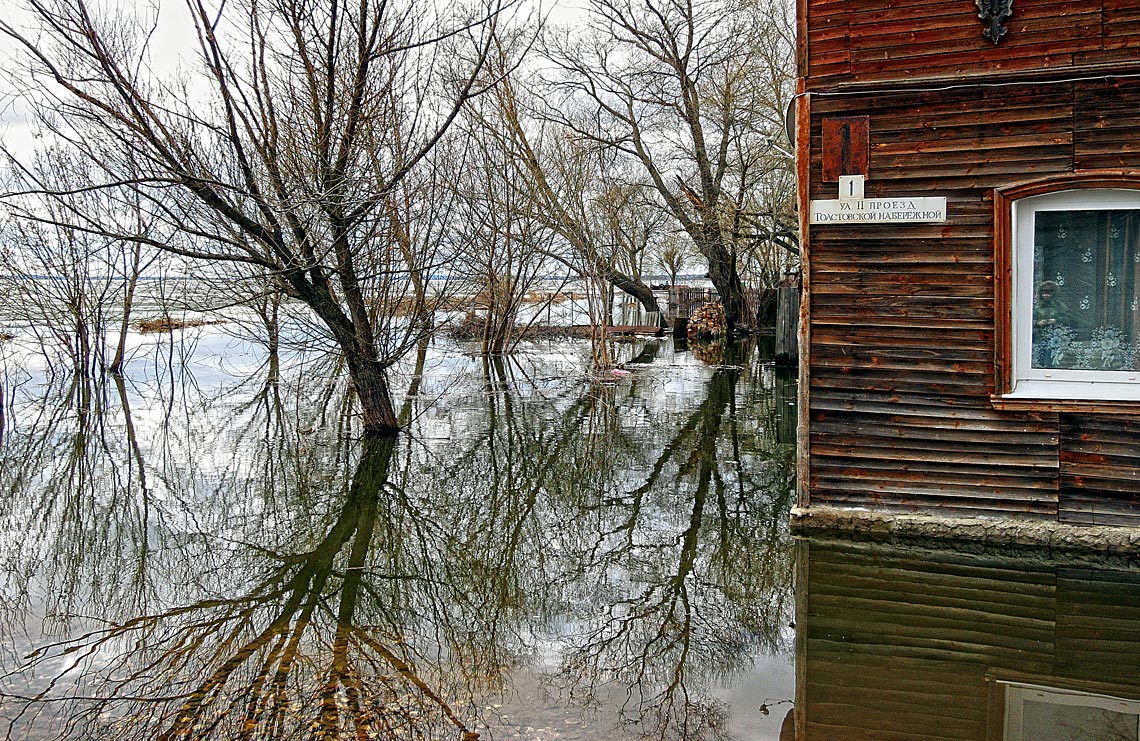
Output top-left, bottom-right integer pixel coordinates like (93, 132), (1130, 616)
(796, 539), (1140, 739)
(793, 0), (1140, 541)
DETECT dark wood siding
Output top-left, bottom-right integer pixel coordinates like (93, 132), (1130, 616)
(805, 0), (1140, 89)
(800, 0), (1140, 524)
(1075, 79), (1140, 170)
(1055, 567), (1140, 684)
(804, 54), (1140, 520)
(1060, 415), (1140, 526)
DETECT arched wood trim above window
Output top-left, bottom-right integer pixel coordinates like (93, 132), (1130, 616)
(993, 171), (1140, 409)
(996, 172), (1140, 206)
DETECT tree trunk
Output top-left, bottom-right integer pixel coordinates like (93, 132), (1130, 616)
(109, 243), (143, 374)
(346, 354), (400, 433)
(291, 278), (402, 434)
(607, 267), (664, 326)
(700, 236), (752, 331)
(398, 336), (431, 427)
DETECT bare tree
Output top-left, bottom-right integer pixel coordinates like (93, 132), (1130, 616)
(1, 0), (511, 433)
(453, 98), (558, 355)
(659, 235), (691, 288)
(478, 50), (669, 324)
(0, 147), (164, 376)
(543, 0), (797, 330)
(594, 176), (670, 318)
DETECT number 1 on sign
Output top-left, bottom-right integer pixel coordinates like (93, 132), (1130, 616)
(839, 175), (865, 200)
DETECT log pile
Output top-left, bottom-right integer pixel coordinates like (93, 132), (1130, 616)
(690, 338), (725, 366)
(686, 302), (727, 365)
(686, 302), (726, 343)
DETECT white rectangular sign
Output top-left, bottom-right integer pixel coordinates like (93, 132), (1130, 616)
(809, 196), (947, 224)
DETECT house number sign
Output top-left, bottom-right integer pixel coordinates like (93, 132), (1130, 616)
(809, 176), (947, 225)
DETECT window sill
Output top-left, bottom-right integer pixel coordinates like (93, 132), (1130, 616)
(990, 393), (1140, 414)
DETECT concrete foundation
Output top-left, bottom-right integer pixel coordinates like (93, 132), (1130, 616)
(791, 506), (1140, 557)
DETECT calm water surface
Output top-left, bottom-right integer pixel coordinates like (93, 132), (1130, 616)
(4, 328), (1140, 741)
(0, 332), (797, 740)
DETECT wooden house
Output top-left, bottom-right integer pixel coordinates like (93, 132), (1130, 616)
(791, 0), (1140, 542)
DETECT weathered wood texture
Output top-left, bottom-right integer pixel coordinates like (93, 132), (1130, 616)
(1059, 415), (1140, 526)
(821, 116), (869, 181)
(775, 285), (800, 365)
(801, 541), (1140, 740)
(805, 78), (1140, 520)
(804, 0), (1140, 89)
(1055, 567), (1140, 684)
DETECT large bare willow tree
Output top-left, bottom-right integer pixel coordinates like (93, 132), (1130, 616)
(1, 0), (510, 433)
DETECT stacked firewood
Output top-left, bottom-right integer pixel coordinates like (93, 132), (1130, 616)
(686, 302), (726, 343)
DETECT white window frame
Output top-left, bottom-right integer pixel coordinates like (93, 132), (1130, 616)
(1008, 188), (1140, 401)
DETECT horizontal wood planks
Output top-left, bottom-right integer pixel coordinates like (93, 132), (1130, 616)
(804, 0), (1140, 88)
(801, 541), (1140, 739)
(805, 78), (1140, 521)
(1055, 568), (1140, 684)
(1075, 80), (1140, 170)
(1059, 415), (1140, 526)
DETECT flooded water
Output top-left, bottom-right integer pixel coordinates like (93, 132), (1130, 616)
(0, 332), (797, 740)
(2, 328), (1139, 740)
(798, 539), (1140, 741)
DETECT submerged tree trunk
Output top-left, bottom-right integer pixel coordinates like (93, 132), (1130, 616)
(259, 291), (282, 386)
(287, 272), (404, 434)
(109, 243), (142, 374)
(3, 0), (503, 440)
(345, 354), (400, 433)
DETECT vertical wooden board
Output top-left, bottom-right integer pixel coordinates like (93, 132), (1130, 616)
(796, 0), (809, 77)
(797, 91), (813, 509)
(794, 540), (810, 741)
(994, 187), (1013, 395)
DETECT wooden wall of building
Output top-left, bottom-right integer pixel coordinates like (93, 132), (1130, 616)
(804, 0), (1140, 89)
(800, 0), (1140, 523)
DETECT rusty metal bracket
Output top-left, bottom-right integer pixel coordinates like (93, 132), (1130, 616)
(976, 0), (1013, 44)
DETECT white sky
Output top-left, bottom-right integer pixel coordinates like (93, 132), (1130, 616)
(0, 0), (580, 160)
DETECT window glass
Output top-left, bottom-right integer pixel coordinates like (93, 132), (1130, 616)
(1032, 209), (1140, 372)
(1020, 699), (1138, 741)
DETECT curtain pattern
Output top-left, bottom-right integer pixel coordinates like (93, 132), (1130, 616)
(1032, 210), (1140, 370)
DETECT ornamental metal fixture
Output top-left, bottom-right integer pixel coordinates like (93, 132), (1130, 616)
(976, 0), (1013, 44)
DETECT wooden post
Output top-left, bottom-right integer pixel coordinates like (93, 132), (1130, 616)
(775, 285), (800, 366)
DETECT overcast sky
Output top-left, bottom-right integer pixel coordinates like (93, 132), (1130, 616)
(0, 0), (583, 163)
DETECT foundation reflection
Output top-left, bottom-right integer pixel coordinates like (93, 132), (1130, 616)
(796, 539), (1140, 741)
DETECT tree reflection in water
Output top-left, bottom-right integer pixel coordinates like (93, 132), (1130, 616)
(0, 338), (795, 740)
